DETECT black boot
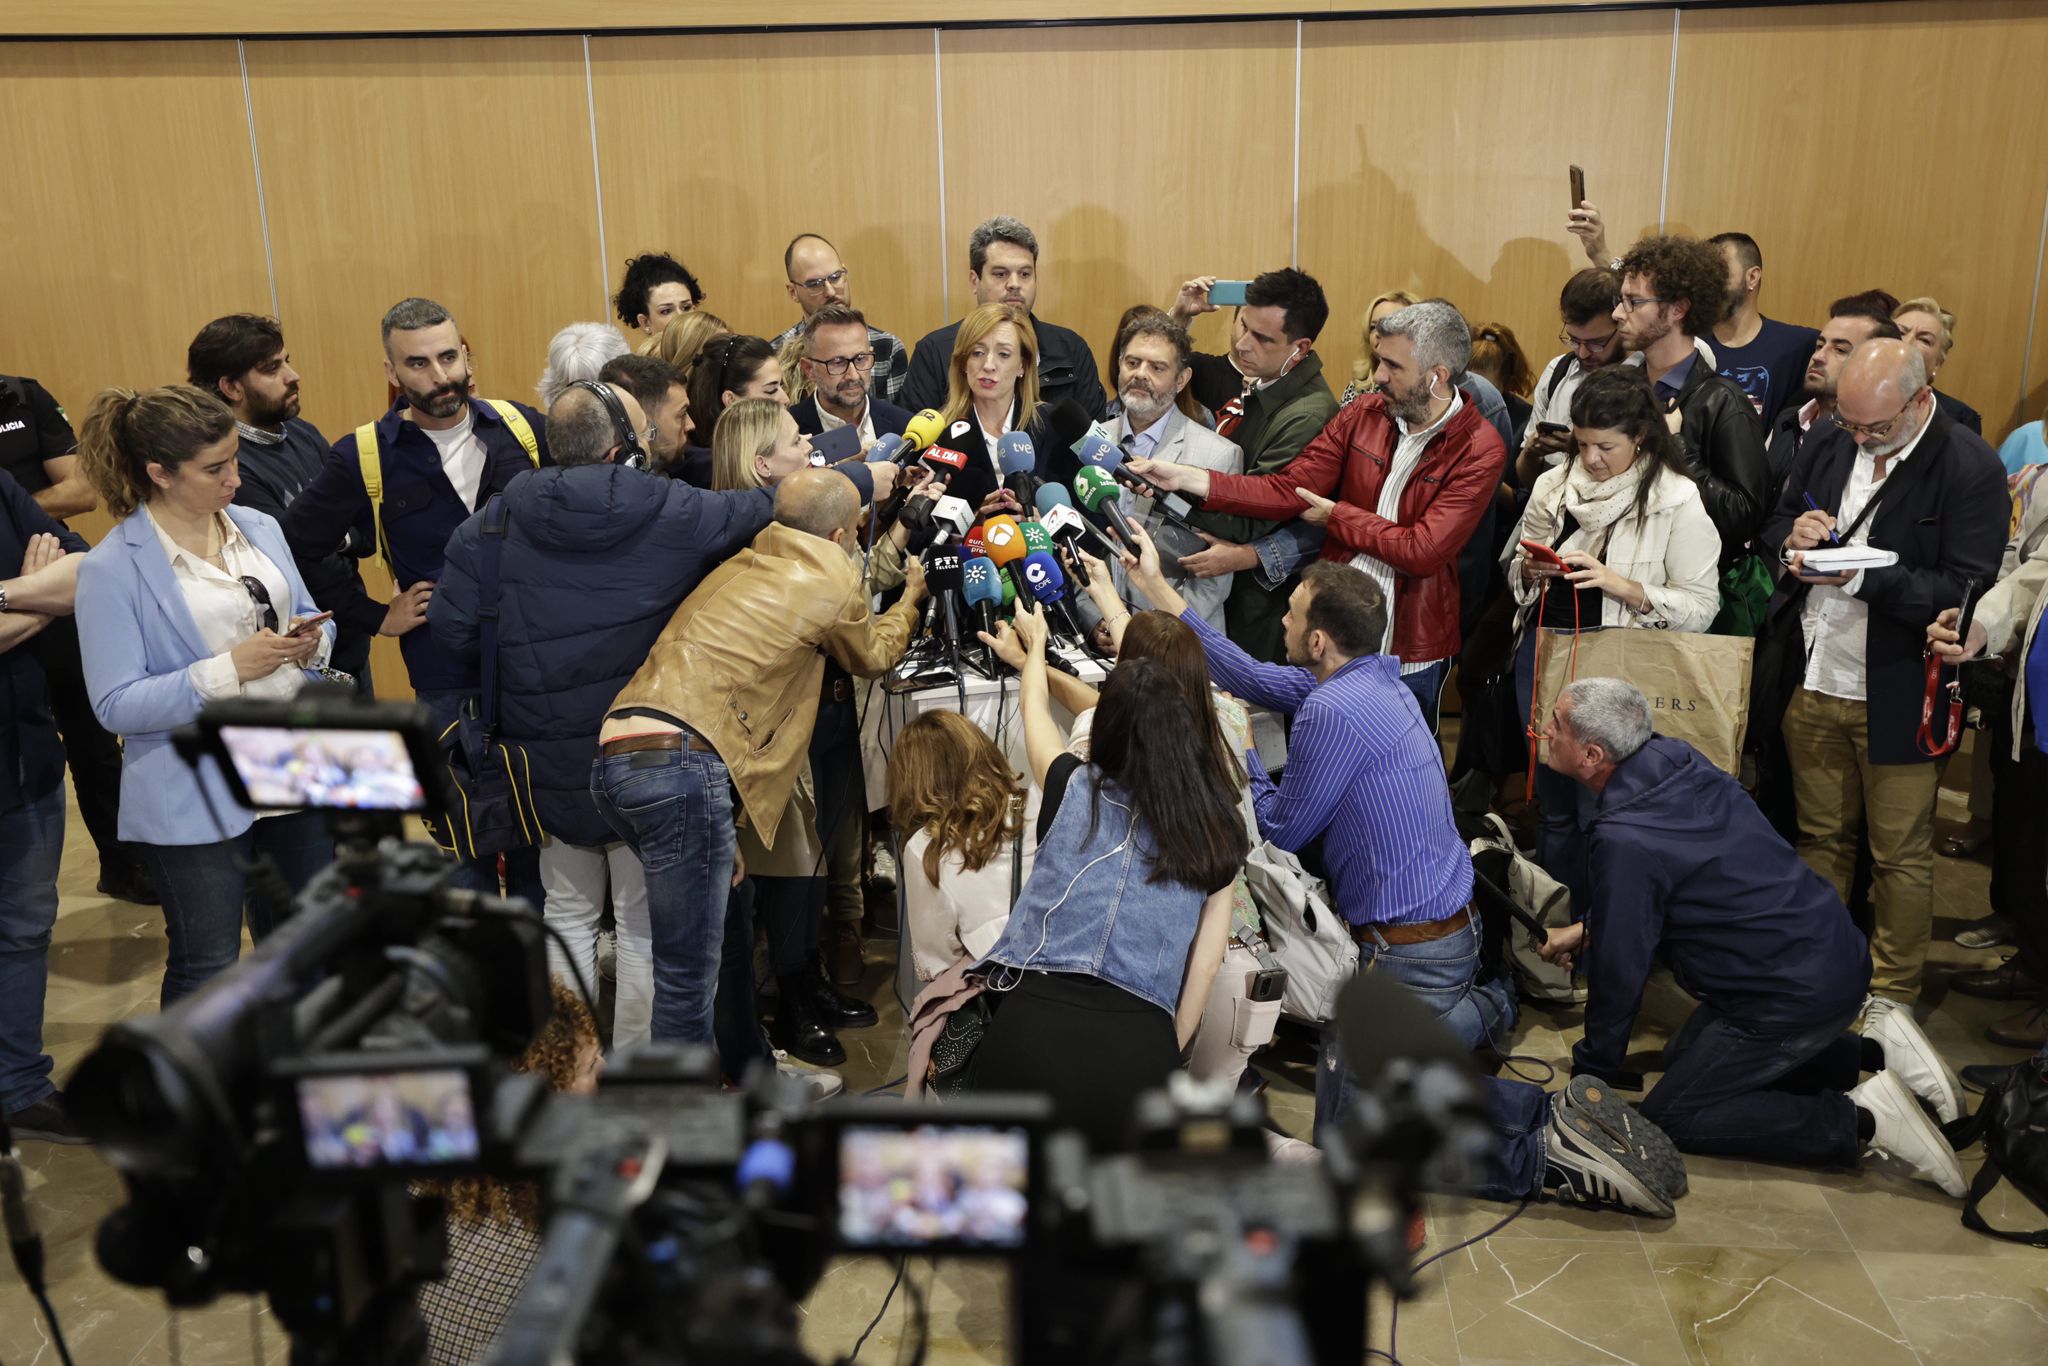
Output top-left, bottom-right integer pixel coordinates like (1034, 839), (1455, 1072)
(809, 955), (878, 1028)
(771, 972), (846, 1066)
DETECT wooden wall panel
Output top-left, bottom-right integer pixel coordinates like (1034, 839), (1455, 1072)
(2026, 264), (2048, 442)
(246, 35), (604, 696)
(0, 40), (273, 547)
(1665, 1), (2048, 437)
(589, 29), (944, 353)
(939, 21), (1299, 381)
(1299, 10), (1675, 400)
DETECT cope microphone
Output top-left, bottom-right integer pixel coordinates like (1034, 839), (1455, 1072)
(998, 431), (1040, 508)
(1019, 550), (1088, 642)
(1073, 466), (1140, 551)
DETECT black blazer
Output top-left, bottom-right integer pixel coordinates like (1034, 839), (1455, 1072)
(791, 393), (912, 440)
(1757, 406), (2009, 763)
(933, 401), (1076, 516)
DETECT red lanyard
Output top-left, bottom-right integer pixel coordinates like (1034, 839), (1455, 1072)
(1917, 577), (1981, 758)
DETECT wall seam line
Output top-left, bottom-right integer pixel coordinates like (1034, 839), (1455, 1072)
(238, 39), (281, 320)
(934, 27), (949, 322)
(583, 34), (611, 321)
(1291, 18), (1303, 267)
(1658, 8), (1678, 230)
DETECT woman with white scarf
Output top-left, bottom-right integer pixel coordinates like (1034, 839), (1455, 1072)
(1508, 366), (1722, 910)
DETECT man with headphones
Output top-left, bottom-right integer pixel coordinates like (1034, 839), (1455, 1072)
(1134, 299), (1507, 727)
(428, 381), (899, 1083)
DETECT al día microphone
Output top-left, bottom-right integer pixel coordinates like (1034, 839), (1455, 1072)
(1073, 466), (1140, 551)
(900, 444), (971, 530)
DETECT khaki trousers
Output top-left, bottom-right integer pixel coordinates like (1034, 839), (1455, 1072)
(1782, 688), (1940, 1003)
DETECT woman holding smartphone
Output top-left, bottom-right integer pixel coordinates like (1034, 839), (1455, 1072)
(74, 384), (338, 1006)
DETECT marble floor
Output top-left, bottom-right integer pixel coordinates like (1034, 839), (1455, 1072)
(4, 783), (2044, 1366)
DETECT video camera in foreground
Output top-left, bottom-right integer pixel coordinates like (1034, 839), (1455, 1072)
(68, 692), (1496, 1366)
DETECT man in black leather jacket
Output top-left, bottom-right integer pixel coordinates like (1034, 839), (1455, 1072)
(1613, 235), (1770, 563)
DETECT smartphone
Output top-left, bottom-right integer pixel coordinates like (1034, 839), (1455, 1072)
(1519, 539), (1569, 569)
(1569, 164), (1587, 211)
(287, 611), (335, 637)
(1208, 279), (1251, 308)
(810, 424), (863, 464)
(1246, 966), (1288, 1004)
(1535, 421), (1571, 439)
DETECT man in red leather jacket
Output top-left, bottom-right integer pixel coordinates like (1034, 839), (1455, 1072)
(1132, 299), (1506, 722)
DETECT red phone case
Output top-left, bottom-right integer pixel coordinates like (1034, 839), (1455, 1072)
(1519, 539), (1568, 568)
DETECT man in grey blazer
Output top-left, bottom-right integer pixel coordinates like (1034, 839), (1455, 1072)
(1105, 315), (1250, 630)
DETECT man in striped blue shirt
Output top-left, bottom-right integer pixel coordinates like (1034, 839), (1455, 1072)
(1123, 532), (1515, 1138)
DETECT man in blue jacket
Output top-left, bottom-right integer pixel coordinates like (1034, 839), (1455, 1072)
(283, 297), (550, 903)
(1537, 677), (1968, 1197)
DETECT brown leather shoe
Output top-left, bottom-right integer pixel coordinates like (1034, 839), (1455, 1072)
(826, 921), (866, 987)
(1986, 1006), (2048, 1051)
(1950, 959), (2048, 1001)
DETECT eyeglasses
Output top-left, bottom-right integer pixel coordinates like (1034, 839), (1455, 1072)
(1558, 327), (1620, 352)
(239, 574), (279, 634)
(793, 267), (850, 293)
(1829, 387), (1927, 439)
(808, 350), (875, 376)
(1615, 296), (1668, 314)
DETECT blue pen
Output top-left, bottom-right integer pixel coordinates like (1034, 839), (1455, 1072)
(1801, 492), (1843, 545)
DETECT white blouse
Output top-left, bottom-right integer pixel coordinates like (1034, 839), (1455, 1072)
(146, 507), (327, 703)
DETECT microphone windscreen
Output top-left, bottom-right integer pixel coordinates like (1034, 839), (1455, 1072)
(1072, 465), (1120, 511)
(997, 567), (1018, 607)
(1020, 550), (1067, 601)
(1332, 970), (1480, 1093)
(931, 496), (975, 539)
(981, 515), (1027, 567)
(961, 557), (1004, 608)
(1047, 399), (1095, 450)
(902, 409), (947, 451)
(866, 433), (910, 464)
(1019, 520), (1053, 555)
(1074, 430), (1122, 470)
(997, 431), (1037, 475)
(925, 549), (964, 594)
(964, 525), (986, 559)
(1034, 483), (1076, 515)
(1039, 503), (1090, 540)
(922, 445), (970, 476)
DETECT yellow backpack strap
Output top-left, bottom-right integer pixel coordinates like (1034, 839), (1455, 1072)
(486, 400), (540, 466)
(354, 422), (392, 575)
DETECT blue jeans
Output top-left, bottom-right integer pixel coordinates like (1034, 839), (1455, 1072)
(1515, 630), (1595, 915)
(142, 810), (335, 1008)
(1401, 658), (1450, 735)
(592, 746), (735, 1046)
(0, 783), (65, 1111)
(1464, 1075), (1551, 1202)
(1637, 1005), (1863, 1167)
(1313, 916), (1517, 1144)
(416, 688), (544, 915)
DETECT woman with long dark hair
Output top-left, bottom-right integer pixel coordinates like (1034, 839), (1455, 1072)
(963, 603), (1250, 1147)
(1506, 365), (1720, 909)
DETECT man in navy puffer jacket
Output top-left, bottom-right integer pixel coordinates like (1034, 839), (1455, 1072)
(430, 381), (887, 1048)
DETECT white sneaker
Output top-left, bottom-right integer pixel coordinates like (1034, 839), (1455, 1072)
(1955, 918), (2013, 950)
(772, 1049), (845, 1101)
(1854, 992), (1896, 1035)
(595, 929), (618, 984)
(1862, 999), (1963, 1123)
(1850, 1070), (1966, 1198)
(868, 845), (899, 891)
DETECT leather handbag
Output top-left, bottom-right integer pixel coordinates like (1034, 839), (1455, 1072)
(427, 494), (545, 861)
(1949, 1052), (2048, 1248)
(925, 820), (1025, 1098)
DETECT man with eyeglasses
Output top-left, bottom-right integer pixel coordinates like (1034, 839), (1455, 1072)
(1613, 235), (1770, 563)
(1516, 268), (1623, 488)
(1760, 338), (2007, 1007)
(791, 304), (912, 448)
(771, 235), (910, 408)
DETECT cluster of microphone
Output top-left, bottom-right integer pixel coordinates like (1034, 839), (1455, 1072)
(859, 397), (1214, 684)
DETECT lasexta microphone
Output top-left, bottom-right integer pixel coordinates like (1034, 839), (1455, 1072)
(998, 431), (1040, 508)
(1073, 466), (1140, 551)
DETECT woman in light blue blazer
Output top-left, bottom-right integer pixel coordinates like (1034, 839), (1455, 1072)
(74, 385), (339, 1006)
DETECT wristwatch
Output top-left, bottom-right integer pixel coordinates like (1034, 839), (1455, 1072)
(0, 584), (10, 614)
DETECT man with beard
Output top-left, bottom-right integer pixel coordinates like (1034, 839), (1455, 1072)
(1765, 339), (2008, 1005)
(1131, 300), (1504, 727)
(188, 314), (388, 691)
(1101, 313), (1247, 631)
(597, 352), (694, 471)
(900, 216), (1106, 420)
(1707, 233), (1819, 425)
(1612, 235), (1770, 563)
(791, 304), (911, 447)
(284, 298), (550, 903)
(1764, 294), (1902, 487)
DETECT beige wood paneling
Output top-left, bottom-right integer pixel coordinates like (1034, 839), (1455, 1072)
(246, 35), (604, 697)
(0, 39), (274, 546)
(939, 20), (1300, 381)
(1665, 1), (2048, 435)
(1299, 9), (1676, 398)
(588, 28), (944, 351)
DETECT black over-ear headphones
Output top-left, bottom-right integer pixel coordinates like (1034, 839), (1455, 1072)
(568, 379), (647, 470)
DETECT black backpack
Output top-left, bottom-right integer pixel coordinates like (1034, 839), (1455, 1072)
(1949, 1053), (2048, 1248)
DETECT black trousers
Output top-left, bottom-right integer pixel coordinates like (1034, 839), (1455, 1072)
(35, 614), (130, 872)
(1990, 696), (2048, 984)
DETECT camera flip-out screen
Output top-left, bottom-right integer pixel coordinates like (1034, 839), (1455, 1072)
(218, 725), (427, 812)
(296, 1067), (480, 1171)
(837, 1124), (1031, 1251)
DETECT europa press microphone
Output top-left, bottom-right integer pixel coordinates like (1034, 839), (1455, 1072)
(1072, 466), (1141, 551)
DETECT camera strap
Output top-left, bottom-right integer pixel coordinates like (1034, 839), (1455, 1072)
(479, 493), (509, 737)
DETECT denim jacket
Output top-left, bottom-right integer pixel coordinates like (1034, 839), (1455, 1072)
(979, 763), (1206, 1016)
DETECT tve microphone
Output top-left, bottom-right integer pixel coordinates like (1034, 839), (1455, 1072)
(998, 431), (1040, 508)
(1073, 466), (1140, 550)
(1020, 550), (1087, 641)
(961, 555), (1003, 643)
(1036, 497), (1098, 587)
(981, 515), (1027, 574)
(1072, 426), (1123, 471)
(865, 432), (910, 464)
